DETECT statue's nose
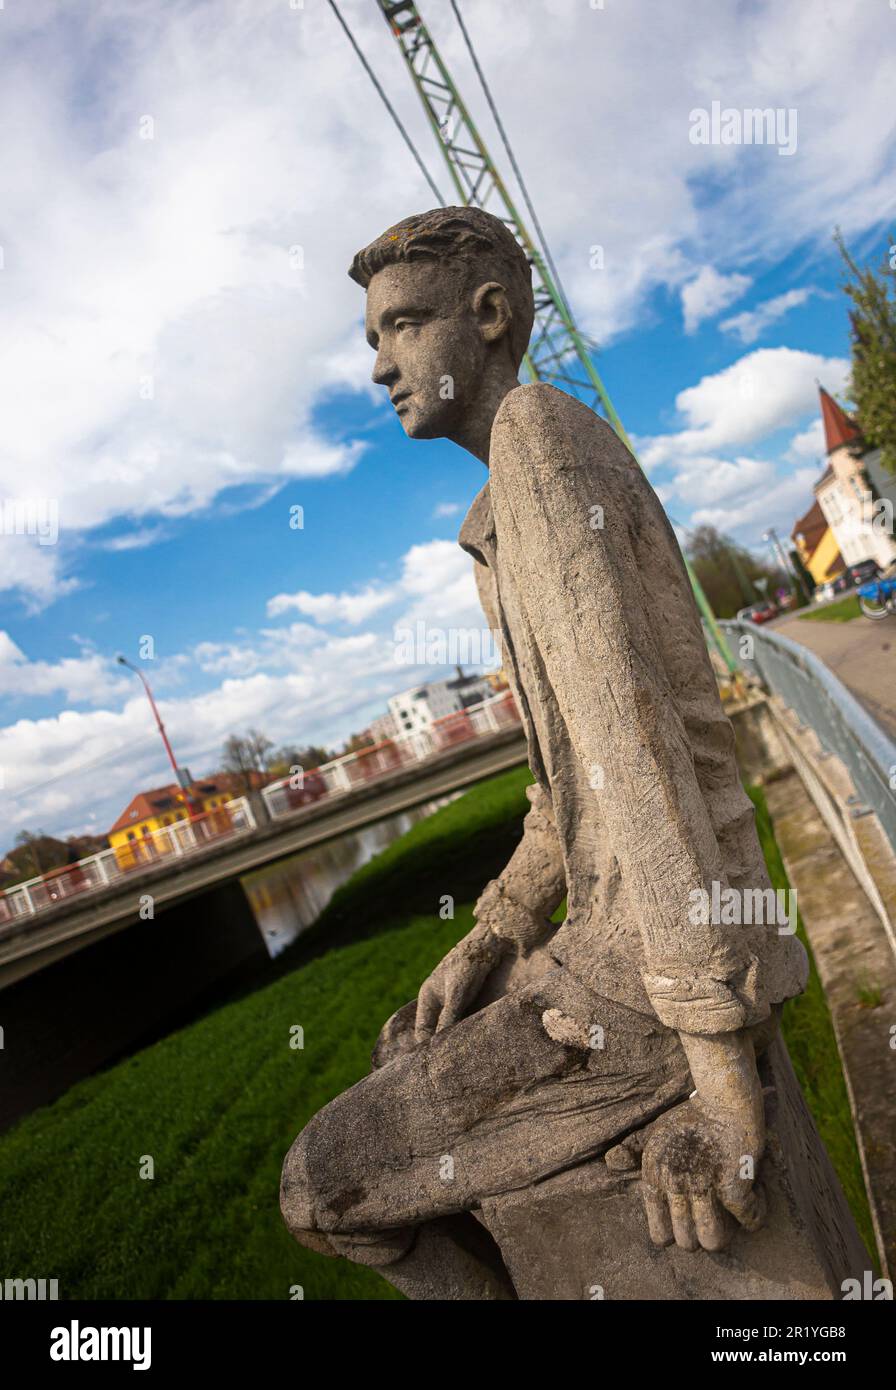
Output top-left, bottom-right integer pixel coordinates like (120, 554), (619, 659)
(372, 351), (399, 388)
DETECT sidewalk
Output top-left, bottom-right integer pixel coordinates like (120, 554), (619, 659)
(771, 609), (896, 741)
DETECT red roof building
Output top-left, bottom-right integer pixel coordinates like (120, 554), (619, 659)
(818, 386), (862, 454)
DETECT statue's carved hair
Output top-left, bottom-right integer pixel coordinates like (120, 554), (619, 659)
(349, 205), (535, 369)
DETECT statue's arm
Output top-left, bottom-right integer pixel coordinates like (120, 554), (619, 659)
(472, 781), (567, 952)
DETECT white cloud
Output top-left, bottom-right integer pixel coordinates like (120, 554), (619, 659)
(641, 348), (850, 470)
(672, 456), (775, 507)
(433, 502), (462, 518)
(0, 633), (128, 704)
(0, 541), (79, 614)
(0, 0), (893, 610)
(681, 266), (752, 333)
(720, 288), (815, 344)
(689, 466), (820, 535)
(393, 540), (483, 632)
(101, 526), (171, 552)
(787, 417), (826, 462)
(264, 536), (483, 632)
(266, 584), (399, 625)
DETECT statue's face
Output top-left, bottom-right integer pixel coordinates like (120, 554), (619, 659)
(365, 261), (487, 440)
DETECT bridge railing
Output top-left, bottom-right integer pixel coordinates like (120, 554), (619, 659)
(261, 690), (521, 820)
(720, 619), (896, 855)
(0, 796), (257, 929)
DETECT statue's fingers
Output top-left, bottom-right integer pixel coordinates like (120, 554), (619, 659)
(691, 1191), (730, 1252)
(436, 976), (474, 1033)
(607, 1121), (653, 1170)
(718, 1177), (767, 1232)
(641, 1181), (674, 1247)
(435, 1000), (463, 1033)
(667, 1193), (700, 1251)
(604, 1138), (641, 1173)
(414, 985), (442, 1043)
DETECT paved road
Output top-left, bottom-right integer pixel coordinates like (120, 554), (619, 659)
(769, 605), (896, 741)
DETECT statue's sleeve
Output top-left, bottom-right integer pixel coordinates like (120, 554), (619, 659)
(488, 385), (759, 1034)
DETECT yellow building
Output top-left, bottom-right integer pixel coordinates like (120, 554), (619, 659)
(791, 498), (845, 588)
(107, 778), (239, 867)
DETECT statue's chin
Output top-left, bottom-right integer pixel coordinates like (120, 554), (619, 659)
(402, 416), (442, 441)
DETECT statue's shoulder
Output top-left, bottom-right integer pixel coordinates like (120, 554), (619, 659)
(491, 383), (620, 479)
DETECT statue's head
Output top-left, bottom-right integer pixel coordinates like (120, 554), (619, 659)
(349, 206), (534, 441)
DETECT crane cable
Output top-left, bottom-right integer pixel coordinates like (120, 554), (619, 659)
(327, 0), (447, 205)
(448, 0), (574, 322)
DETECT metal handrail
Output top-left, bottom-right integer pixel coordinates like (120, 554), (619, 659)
(721, 619), (896, 853)
(260, 690), (521, 819)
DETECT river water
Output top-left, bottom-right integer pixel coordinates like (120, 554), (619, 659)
(241, 794), (459, 957)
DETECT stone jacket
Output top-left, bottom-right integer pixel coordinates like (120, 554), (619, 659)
(461, 384), (808, 1036)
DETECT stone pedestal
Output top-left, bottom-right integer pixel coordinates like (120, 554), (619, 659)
(478, 1038), (871, 1300)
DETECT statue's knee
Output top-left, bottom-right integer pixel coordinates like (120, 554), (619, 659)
(280, 1122), (335, 1254)
(281, 1111), (416, 1267)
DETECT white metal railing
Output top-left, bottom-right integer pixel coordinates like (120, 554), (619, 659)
(720, 619), (896, 854)
(261, 690), (521, 820)
(0, 796), (256, 929)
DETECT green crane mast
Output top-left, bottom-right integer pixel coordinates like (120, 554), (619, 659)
(373, 0), (738, 674)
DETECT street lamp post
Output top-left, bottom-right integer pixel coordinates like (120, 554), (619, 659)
(763, 527), (807, 607)
(116, 655), (199, 820)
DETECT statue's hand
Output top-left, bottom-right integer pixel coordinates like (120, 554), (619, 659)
(606, 1033), (768, 1254)
(414, 924), (508, 1043)
(636, 1096), (766, 1252)
(608, 1067), (766, 1256)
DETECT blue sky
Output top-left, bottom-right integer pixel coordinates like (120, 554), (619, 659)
(1, 0), (894, 844)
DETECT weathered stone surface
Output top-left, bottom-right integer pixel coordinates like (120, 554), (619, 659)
(280, 204), (871, 1300)
(478, 1038), (871, 1300)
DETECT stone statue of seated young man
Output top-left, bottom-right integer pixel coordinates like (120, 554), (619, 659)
(279, 206), (810, 1300)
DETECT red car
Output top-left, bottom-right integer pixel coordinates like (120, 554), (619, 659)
(737, 601), (778, 625)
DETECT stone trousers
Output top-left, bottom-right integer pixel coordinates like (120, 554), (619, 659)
(280, 964), (694, 1256)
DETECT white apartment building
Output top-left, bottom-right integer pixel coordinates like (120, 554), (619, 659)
(387, 670), (494, 738)
(366, 711), (398, 744)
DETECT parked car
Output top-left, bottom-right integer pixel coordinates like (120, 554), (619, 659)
(736, 601), (778, 625)
(814, 581), (836, 603)
(845, 559), (882, 588)
(832, 559), (881, 595)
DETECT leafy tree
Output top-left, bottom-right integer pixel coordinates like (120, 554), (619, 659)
(265, 744), (331, 777)
(221, 728), (274, 793)
(341, 731), (374, 755)
(685, 526), (784, 619)
(13, 829), (52, 879)
(837, 231), (896, 475)
(788, 547), (816, 602)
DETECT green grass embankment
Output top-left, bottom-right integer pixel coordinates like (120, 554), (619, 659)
(0, 768), (873, 1296)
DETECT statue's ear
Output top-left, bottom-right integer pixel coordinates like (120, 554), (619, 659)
(472, 281), (512, 347)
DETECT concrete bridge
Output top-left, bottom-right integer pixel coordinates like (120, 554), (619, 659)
(0, 724), (527, 991)
(0, 723), (526, 1130)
